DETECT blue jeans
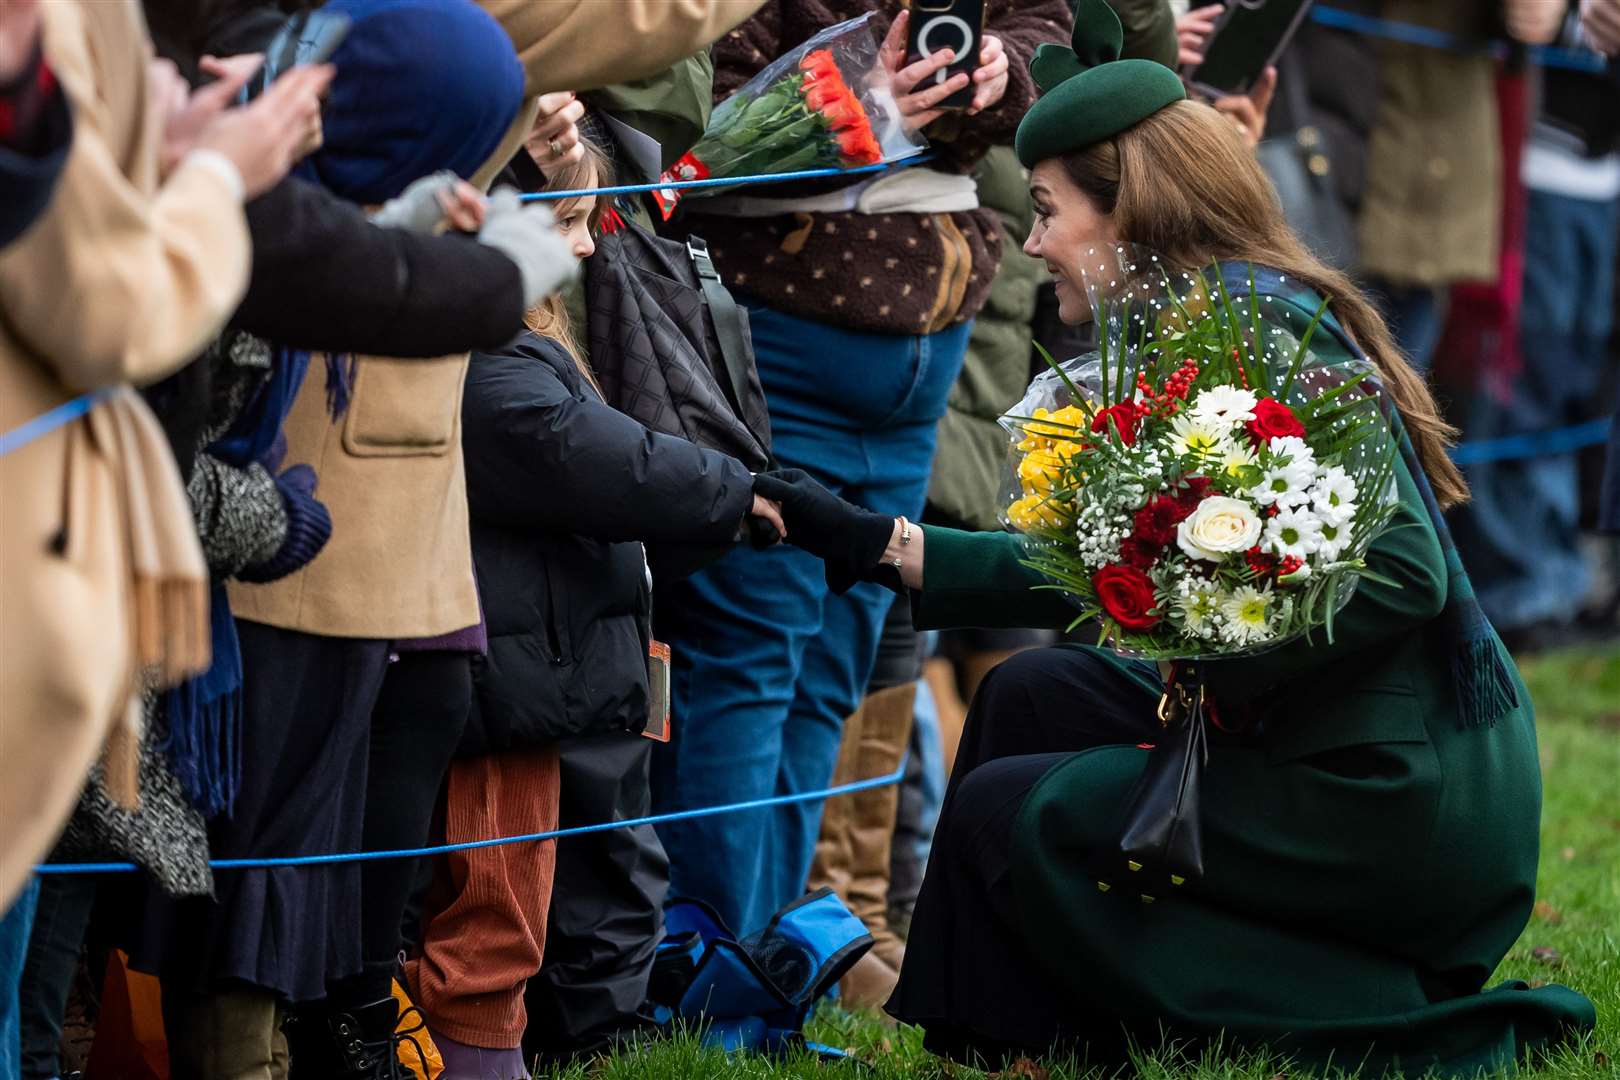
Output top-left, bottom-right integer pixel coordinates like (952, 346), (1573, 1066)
(654, 304), (971, 935)
(1452, 188), (1619, 629)
(1, 879), (41, 1080)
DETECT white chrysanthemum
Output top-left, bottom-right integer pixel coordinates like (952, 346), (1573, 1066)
(1316, 518), (1351, 562)
(1215, 441), (1257, 479)
(1251, 437), (1316, 508)
(1268, 435), (1316, 465)
(1175, 582), (1222, 638)
(1310, 465), (1359, 527)
(1219, 585), (1277, 646)
(1166, 412), (1233, 460)
(1264, 504), (1324, 560)
(1189, 385), (1258, 426)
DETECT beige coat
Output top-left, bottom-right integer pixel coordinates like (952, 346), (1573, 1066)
(228, 353), (481, 640)
(0, 0), (249, 905)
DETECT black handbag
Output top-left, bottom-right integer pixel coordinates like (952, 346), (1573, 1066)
(1090, 663), (1209, 901)
(584, 222), (772, 472)
(1256, 65), (1358, 272)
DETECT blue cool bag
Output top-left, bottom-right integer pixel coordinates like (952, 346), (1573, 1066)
(649, 888), (873, 1056)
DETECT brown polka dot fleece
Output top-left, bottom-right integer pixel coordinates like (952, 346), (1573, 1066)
(675, 0), (1073, 336)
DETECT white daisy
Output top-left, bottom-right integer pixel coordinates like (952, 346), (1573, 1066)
(1250, 456), (1315, 508)
(1189, 385), (1258, 426)
(1219, 585), (1277, 646)
(1316, 519), (1351, 562)
(1310, 465), (1359, 526)
(1165, 412), (1233, 460)
(1215, 441), (1257, 479)
(1175, 582), (1222, 638)
(1264, 505), (1324, 560)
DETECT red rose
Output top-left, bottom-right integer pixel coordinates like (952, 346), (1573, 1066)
(1119, 535), (1163, 570)
(1245, 398), (1306, 446)
(1090, 401), (1141, 446)
(1173, 476), (1212, 514)
(1132, 496), (1181, 546)
(1092, 564), (1161, 630)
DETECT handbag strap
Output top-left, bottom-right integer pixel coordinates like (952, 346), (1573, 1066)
(686, 235), (761, 439)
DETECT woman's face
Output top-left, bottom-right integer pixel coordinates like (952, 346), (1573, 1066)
(1023, 159), (1119, 325)
(553, 194), (597, 260)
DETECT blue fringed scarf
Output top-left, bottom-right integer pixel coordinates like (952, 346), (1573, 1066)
(159, 344), (321, 817)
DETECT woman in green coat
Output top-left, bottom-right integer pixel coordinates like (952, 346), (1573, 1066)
(750, 2), (1597, 1073)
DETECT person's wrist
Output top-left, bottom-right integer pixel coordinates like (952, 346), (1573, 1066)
(182, 147), (246, 202)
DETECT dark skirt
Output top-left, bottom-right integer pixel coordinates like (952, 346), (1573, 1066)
(885, 646), (1162, 1067)
(133, 622), (389, 1003)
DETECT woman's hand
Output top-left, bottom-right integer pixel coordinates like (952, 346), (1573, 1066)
(1176, 3), (1222, 68)
(1582, 0), (1620, 54)
(752, 470), (903, 593)
(155, 54), (266, 178)
(525, 91), (586, 175)
(966, 34), (1009, 116)
(194, 62), (333, 199)
(369, 171), (487, 233)
(750, 494), (787, 541)
(880, 10), (975, 131)
(1211, 66), (1277, 149)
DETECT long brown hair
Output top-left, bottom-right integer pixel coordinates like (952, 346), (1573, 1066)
(1059, 100), (1468, 508)
(523, 138), (614, 393)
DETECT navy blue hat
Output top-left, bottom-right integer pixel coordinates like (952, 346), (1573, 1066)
(304, 0), (523, 204)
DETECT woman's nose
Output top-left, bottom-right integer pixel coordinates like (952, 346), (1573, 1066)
(1022, 226), (1041, 258)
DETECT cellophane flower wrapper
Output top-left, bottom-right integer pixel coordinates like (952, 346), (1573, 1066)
(654, 13), (927, 219)
(1000, 245), (1402, 660)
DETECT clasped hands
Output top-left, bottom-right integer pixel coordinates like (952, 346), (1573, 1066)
(748, 470), (912, 593)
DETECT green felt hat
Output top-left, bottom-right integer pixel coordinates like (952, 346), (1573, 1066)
(1014, 0), (1186, 168)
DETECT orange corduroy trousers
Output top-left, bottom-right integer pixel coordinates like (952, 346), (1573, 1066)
(406, 748), (562, 1048)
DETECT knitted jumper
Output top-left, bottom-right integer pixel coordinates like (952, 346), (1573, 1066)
(680, 0), (1072, 335)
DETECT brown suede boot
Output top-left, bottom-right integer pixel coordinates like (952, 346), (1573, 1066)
(806, 699), (866, 900)
(164, 987), (284, 1080)
(842, 682), (916, 974)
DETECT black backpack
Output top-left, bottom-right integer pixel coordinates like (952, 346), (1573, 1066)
(585, 223), (772, 472)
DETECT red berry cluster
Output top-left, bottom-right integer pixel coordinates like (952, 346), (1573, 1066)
(1134, 357), (1201, 418)
(1278, 555), (1305, 577)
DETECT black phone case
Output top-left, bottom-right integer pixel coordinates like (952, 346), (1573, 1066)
(905, 0), (986, 110)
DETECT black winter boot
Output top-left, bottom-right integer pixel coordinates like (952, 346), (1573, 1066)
(284, 996), (402, 1080)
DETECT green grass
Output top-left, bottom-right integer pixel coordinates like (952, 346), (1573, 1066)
(538, 647), (1619, 1079)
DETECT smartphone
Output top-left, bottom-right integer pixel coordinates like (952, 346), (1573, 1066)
(1187, 0), (1314, 98)
(240, 9), (351, 102)
(904, 0), (985, 111)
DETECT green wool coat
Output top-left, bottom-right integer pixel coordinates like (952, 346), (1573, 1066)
(909, 293), (1596, 1075)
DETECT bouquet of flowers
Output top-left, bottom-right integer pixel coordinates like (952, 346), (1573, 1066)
(1002, 247), (1402, 659)
(653, 14), (926, 220)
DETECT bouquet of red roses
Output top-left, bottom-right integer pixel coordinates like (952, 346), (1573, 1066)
(1002, 246), (1402, 659)
(654, 14), (925, 219)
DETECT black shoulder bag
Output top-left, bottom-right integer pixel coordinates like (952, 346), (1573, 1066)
(584, 223), (772, 472)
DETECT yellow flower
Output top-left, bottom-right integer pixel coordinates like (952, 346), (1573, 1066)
(1008, 492), (1072, 531)
(1018, 448), (1062, 495)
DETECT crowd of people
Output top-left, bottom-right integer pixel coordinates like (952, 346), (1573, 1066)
(0, 0), (1615, 1078)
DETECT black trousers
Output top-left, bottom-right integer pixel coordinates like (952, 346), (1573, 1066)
(523, 734), (668, 1059)
(886, 645), (1161, 1068)
(331, 650), (471, 1007)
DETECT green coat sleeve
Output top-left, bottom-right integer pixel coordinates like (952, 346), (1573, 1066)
(1109, 0), (1179, 68)
(581, 54), (716, 177)
(911, 526), (1079, 631)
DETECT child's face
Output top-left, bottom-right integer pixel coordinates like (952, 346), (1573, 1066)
(554, 195), (597, 260)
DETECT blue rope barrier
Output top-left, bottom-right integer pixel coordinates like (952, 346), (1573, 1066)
(35, 758), (908, 875)
(519, 153), (927, 203)
(0, 389), (110, 457)
(1312, 5), (1610, 73)
(1449, 417), (1611, 466)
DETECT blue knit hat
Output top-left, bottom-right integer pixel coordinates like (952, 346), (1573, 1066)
(303, 0), (523, 204)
